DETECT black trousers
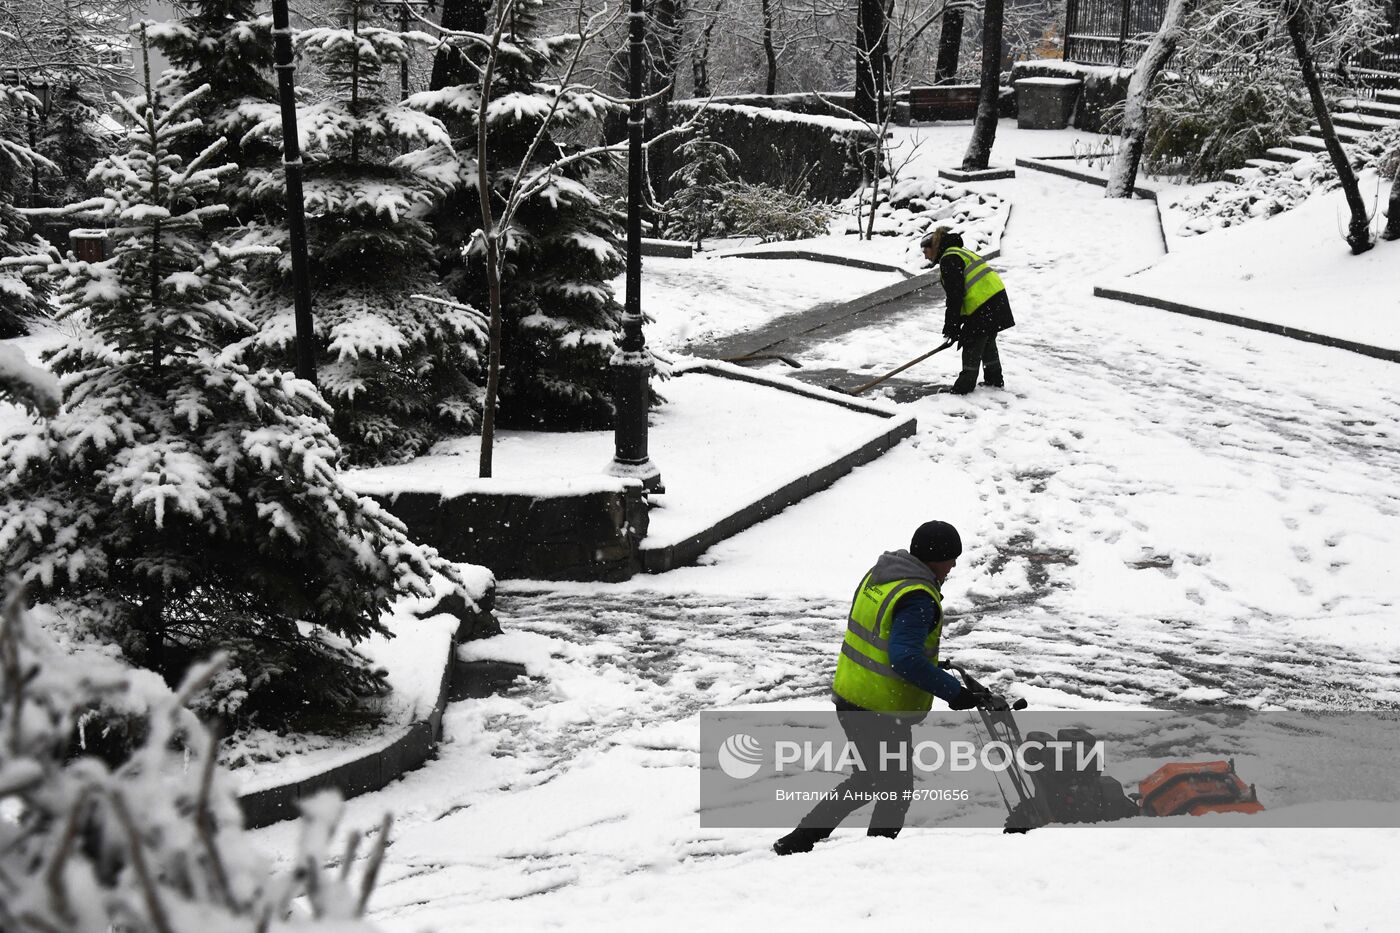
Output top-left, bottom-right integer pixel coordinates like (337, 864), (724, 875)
(795, 707), (916, 837)
(952, 331), (1003, 392)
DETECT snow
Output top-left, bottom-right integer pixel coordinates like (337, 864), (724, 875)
(1103, 170), (1400, 352)
(1015, 77), (1085, 87)
(6, 115), (1394, 929)
(225, 610), (459, 793)
(614, 256), (904, 351)
(346, 366), (908, 555)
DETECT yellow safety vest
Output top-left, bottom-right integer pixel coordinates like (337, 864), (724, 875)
(831, 573), (944, 714)
(944, 246), (1006, 317)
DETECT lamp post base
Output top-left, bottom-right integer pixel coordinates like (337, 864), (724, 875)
(606, 456), (664, 494)
(610, 351), (663, 494)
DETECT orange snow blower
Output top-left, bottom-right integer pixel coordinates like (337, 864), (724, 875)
(1138, 759), (1265, 818)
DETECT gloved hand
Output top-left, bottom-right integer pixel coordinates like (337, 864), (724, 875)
(947, 686), (1011, 711)
(946, 686), (982, 710)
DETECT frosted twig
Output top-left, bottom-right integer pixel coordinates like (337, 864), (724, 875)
(195, 722), (236, 909)
(42, 787), (90, 925)
(111, 790), (176, 933)
(355, 814), (392, 916)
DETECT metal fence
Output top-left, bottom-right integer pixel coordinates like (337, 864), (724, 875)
(1063, 0), (1400, 90)
(1062, 0), (1170, 68)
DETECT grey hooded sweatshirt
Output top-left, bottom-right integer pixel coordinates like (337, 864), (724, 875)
(849, 550), (963, 705)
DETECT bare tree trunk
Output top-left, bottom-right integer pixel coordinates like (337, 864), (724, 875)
(1106, 0), (1193, 197)
(761, 0), (778, 95)
(962, 0), (1004, 171)
(476, 16), (507, 479)
(431, 0), (489, 91)
(934, 6), (964, 83)
(1286, 4), (1373, 254)
(692, 2), (722, 97)
(854, 0), (889, 122)
(1384, 171), (1400, 239)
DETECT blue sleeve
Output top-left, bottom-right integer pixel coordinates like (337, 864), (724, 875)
(887, 592), (963, 703)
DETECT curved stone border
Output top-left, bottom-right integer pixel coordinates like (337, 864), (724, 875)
(236, 600), (497, 829)
(1092, 286), (1400, 364)
(638, 361), (918, 573)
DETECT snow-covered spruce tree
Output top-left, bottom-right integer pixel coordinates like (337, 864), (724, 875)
(0, 590), (390, 932)
(147, 0), (278, 205)
(409, 0), (627, 434)
(238, 0), (486, 466)
(665, 118), (737, 249)
(0, 47), (462, 731)
(0, 84), (55, 338)
(35, 79), (115, 207)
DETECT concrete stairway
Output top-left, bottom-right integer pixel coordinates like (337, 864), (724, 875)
(1222, 89), (1400, 183)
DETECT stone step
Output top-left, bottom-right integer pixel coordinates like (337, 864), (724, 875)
(1313, 123), (1373, 142)
(1264, 146), (1315, 163)
(1333, 112), (1399, 132)
(1375, 88), (1400, 106)
(1285, 135), (1329, 153)
(1344, 97), (1400, 119)
(1222, 168), (1258, 184)
(1244, 157), (1284, 171)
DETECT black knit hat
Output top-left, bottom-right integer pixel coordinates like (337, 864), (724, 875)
(910, 520), (962, 562)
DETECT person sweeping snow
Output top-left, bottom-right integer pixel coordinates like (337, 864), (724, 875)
(772, 520), (1003, 855)
(921, 227), (1015, 395)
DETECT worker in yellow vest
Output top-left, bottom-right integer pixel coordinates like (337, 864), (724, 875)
(921, 227), (1015, 395)
(773, 520), (997, 856)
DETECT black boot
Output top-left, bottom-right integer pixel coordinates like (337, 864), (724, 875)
(773, 827), (829, 856)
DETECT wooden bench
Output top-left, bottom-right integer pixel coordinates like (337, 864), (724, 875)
(907, 84), (981, 121)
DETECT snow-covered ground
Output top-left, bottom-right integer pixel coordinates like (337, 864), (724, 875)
(617, 256), (904, 351)
(248, 126), (1400, 932)
(1108, 170), (1400, 352)
(346, 365), (909, 552)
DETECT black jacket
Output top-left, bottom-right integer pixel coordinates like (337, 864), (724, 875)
(939, 248), (1015, 338)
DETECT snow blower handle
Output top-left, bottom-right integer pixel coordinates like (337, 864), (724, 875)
(941, 661), (1025, 711)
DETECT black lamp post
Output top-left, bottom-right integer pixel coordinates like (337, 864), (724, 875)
(609, 0), (662, 492)
(270, 0), (318, 385)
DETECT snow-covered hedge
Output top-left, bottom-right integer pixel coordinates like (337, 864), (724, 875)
(655, 102), (876, 202)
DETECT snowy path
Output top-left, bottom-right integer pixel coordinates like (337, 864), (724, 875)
(254, 165), (1400, 932)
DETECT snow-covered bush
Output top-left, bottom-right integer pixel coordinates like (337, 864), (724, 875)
(836, 173), (1005, 261)
(0, 589), (389, 932)
(236, 0), (486, 465)
(721, 182), (831, 242)
(409, 0), (627, 431)
(0, 58), (466, 731)
(1134, 70), (1312, 183)
(1167, 123), (1400, 237)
